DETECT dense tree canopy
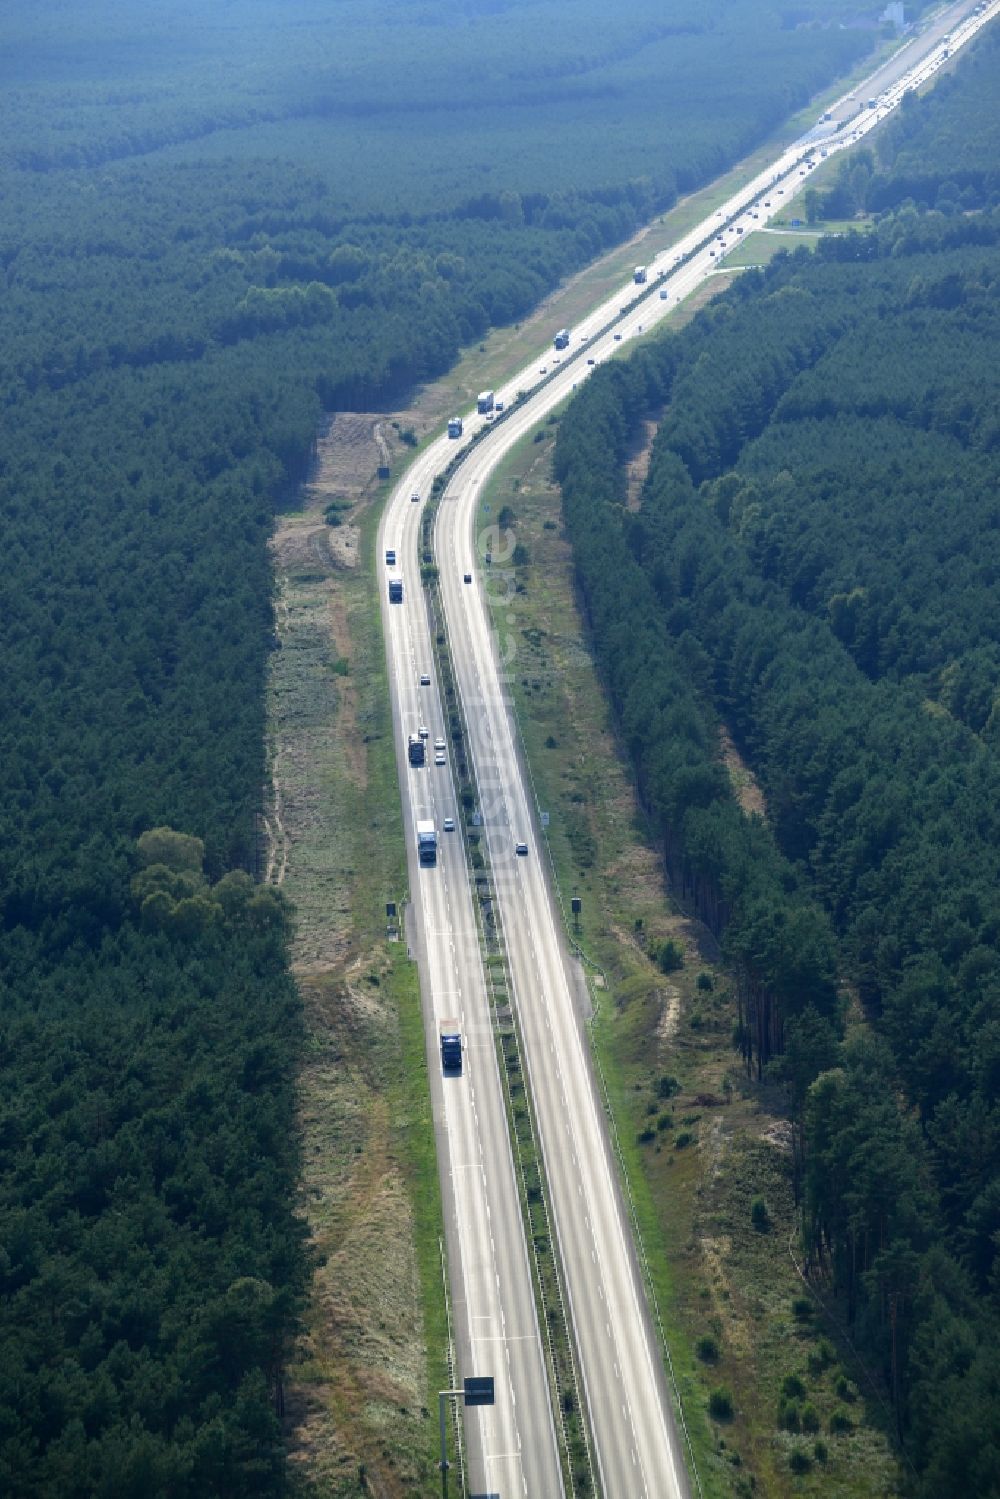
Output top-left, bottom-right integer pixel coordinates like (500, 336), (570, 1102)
(0, 0), (910, 1488)
(556, 32), (1000, 1493)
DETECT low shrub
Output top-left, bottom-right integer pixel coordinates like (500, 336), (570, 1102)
(709, 1387), (734, 1421)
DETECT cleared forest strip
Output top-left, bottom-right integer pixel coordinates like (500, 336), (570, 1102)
(270, 415), (447, 1494)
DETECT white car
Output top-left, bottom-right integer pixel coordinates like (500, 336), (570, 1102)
(434, 749), (446, 766)
(434, 738), (446, 753)
(418, 725), (429, 739)
(443, 816), (455, 832)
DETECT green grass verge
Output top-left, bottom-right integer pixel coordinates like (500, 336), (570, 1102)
(592, 996), (726, 1498)
(354, 478), (410, 922)
(393, 946), (452, 1438)
(721, 229), (822, 267)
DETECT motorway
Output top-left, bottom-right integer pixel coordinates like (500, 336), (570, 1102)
(377, 2), (996, 1493)
(383, 475), (564, 1498)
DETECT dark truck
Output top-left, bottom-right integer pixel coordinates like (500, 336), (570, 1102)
(440, 1019), (462, 1071)
(416, 819), (438, 864)
(408, 735), (425, 766)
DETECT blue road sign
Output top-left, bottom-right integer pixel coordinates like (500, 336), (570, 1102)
(464, 1376), (495, 1408)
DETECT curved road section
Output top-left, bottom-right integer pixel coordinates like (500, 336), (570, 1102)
(379, 3), (994, 1492)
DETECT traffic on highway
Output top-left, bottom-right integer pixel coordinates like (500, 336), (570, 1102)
(378, 0), (996, 1490)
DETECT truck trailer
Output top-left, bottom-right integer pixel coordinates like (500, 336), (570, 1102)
(439, 1019), (462, 1071)
(477, 390), (494, 414)
(388, 574), (403, 603)
(416, 819), (438, 864)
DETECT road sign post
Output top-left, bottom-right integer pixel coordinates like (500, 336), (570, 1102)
(438, 1375), (495, 1494)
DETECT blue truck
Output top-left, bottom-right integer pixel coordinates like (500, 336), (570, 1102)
(440, 1019), (462, 1071)
(417, 818), (438, 864)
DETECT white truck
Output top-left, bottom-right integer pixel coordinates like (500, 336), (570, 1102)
(447, 416), (463, 438)
(633, 265), (647, 284)
(477, 390), (494, 414)
(416, 819), (438, 865)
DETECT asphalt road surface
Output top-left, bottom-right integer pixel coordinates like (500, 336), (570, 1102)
(382, 473), (565, 1497)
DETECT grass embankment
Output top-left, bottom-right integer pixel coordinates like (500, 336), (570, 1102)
(268, 415), (448, 1496)
(474, 418), (901, 1499)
